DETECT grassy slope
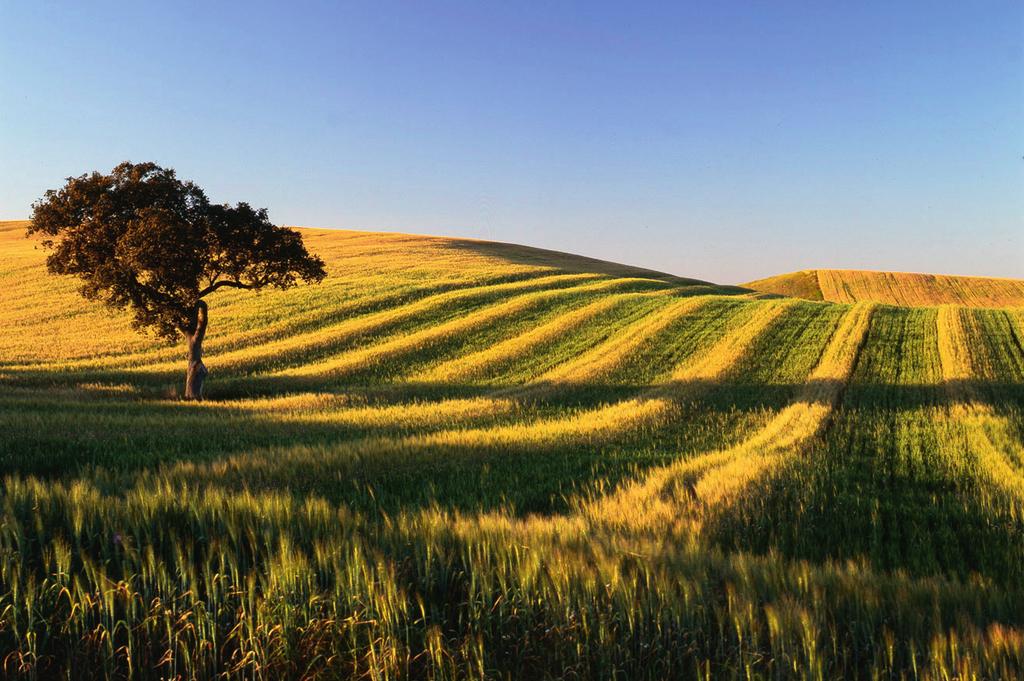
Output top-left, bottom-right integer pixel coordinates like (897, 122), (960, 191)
(1, 220), (1024, 679)
(745, 268), (1024, 307)
(743, 269), (824, 301)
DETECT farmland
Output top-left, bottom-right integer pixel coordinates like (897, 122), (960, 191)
(1, 219), (1023, 679)
(746, 268), (1024, 307)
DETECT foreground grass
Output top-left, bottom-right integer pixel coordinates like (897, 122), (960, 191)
(1, 221), (1023, 679)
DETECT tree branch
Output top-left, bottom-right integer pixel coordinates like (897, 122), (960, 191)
(197, 279), (257, 297)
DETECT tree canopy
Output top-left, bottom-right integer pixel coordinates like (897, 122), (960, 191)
(28, 161), (327, 340)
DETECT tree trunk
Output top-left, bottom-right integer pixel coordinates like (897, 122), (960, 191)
(184, 300), (209, 400)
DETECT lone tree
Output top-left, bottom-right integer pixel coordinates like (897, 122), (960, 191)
(28, 161), (327, 399)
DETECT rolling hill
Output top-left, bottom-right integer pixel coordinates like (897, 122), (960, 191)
(745, 268), (1024, 307)
(1, 220), (1023, 680)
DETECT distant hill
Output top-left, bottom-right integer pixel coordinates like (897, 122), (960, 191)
(745, 269), (1024, 308)
(0, 219), (734, 290)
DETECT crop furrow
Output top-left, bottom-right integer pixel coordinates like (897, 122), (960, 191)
(936, 306), (1024, 507)
(152, 300), (795, 502)
(122, 295), (721, 445)
(269, 277), (667, 382)
(582, 302), (874, 534)
(413, 296), (640, 383)
(531, 296), (713, 386)
(2, 273), (606, 384)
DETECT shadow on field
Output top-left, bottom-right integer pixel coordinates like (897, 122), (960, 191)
(2, 363), (1022, 503)
(5, 363), (1024, 588)
(702, 404), (1024, 590)
(2, 362), (1019, 407)
(0, 374), (772, 516)
(0, 374), (803, 470)
(438, 236), (749, 292)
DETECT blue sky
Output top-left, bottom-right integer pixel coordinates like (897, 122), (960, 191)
(2, 1), (1021, 283)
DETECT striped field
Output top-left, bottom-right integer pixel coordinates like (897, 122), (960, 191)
(746, 268), (1024, 307)
(1, 220), (1023, 680)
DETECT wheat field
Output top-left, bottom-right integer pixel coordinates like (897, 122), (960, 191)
(1, 220), (1023, 679)
(746, 268), (1024, 308)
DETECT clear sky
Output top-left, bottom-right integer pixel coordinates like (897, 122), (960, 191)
(2, 2), (1021, 284)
